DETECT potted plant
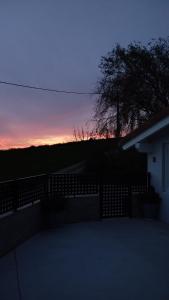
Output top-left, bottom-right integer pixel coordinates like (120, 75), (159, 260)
(136, 187), (161, 219)
(132, 187), (160, 219)
(131, 193), (144, 218)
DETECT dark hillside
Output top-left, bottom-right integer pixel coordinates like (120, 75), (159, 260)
(85, 147), (147, 175)
(0, 139), (119, 181)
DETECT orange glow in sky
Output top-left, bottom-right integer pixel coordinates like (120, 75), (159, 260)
(28, 135), (73, 147)
(0, 134), (73, 150)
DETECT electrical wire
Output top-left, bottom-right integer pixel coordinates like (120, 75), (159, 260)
(0, 80), (100, 95)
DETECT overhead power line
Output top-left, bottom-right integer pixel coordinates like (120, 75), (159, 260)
(0, 80), (100, 95)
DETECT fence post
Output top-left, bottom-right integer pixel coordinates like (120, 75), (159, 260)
(99, 174), (103, 219)
(43, 174), (50, 202)
(147, 172), (151, 191)
(13, 181), (18, 212)
(128, 184), (132, 218)
(41, 174), (50, 228)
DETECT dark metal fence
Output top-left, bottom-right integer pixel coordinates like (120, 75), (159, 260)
(0, 172), (150, 218)
(49, 172), (149, 218)
(0, 174), (47, 215)
(49, 174), (98, 196)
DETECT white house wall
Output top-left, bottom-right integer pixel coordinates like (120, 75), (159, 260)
(147, 133), (169, 223)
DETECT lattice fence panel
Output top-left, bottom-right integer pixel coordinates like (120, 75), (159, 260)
(131, 184), (148, 194)
(49, 174), (98, 196)
(101, 184), (129, 217)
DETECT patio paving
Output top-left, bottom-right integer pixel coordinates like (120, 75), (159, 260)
(1, 218), (169, 300)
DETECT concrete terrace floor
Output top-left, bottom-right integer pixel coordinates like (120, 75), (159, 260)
(1, 219), (169, 300)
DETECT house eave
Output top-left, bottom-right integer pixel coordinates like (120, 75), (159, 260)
(123, 115), (169, 150)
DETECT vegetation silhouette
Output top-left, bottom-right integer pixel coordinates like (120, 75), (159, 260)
(0, 139), (146, 181)
(95, 37), (169, 137)
(0, 139), (116, 181)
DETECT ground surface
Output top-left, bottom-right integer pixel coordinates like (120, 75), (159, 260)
(1, 218), (169, 300)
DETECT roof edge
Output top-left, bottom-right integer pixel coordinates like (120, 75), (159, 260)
(122, 108), (169, 150)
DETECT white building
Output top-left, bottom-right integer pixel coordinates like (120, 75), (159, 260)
(122, 108), (169, 223)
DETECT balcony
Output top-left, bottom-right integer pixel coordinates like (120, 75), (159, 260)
(1, 172), (168, 299)
(1, 219), (169, 300)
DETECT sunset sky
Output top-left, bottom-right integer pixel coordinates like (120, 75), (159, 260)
(0, 0), (169, 149)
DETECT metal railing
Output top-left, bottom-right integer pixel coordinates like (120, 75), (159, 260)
(0, 172), (150, 217)
(0, 174), (47, 216)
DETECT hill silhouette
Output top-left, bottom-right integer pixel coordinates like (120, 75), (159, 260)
(0, 138), (146, 181)
(0, 139), (116, 181)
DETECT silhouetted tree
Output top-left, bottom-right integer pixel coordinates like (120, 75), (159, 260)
(73, 127), (93, 141)
(94, 37), (169, 137)
(73, 126), (111, 141)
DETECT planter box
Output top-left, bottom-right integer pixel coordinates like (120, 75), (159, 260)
(143, 203), (160, 219)
(131, 194), (143, 218)
(131, 190), (161, 219)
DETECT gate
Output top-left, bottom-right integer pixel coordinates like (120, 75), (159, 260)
(100, 172), (149, 218)
(100, 183), (129, 217)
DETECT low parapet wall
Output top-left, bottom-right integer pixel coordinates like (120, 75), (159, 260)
(0, 202), (43, 256)
(66, 194), (100, 223)
(42, 194), (100, 229)
(0, 195), (100, 255)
